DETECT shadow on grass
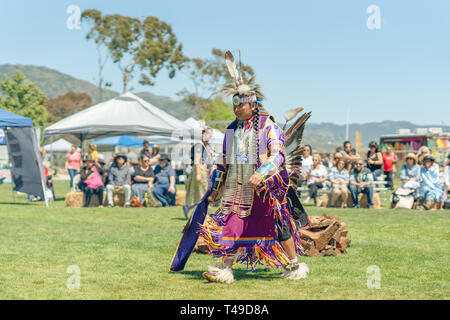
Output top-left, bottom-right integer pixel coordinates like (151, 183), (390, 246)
(0, 201), (39, 206)
(175, 268), (279, 281)
(172, 217), (188, 221)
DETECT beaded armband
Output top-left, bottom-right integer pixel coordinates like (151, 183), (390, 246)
(211, 165), (226, 191)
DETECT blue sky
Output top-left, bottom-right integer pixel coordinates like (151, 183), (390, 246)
(0, 0), (449, 125)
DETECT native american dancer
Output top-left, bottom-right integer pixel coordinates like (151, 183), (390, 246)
(199, 51), (311, 283)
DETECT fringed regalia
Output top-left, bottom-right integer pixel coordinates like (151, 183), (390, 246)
(199, 107), (304, 270)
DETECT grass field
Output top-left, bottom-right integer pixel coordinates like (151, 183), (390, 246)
(0, 180), (448, 300)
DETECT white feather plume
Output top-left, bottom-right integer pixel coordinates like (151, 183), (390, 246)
(225, 50), (241, 82)
(284, 107), (304, 121)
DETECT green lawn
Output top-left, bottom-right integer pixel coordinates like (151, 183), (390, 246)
(0, 180), (448, 299)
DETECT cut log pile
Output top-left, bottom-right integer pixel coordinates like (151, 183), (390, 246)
(299, 214), (351, 257)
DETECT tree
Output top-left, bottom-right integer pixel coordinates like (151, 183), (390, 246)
(201, 97), (235, 131)
(45, 92), (93, 123)
(0, 71), (48, 126)
(177, 48), (255, 117)
(81, 9), (112, 102)
(81, 10), (186, 93)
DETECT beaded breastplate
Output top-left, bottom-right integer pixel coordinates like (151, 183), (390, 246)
(220, 121), (258, 218)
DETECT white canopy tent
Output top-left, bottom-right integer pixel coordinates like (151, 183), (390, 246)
(43, 138), (72, 152)
(44, 92), (190, 141)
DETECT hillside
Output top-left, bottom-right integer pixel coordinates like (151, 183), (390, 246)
(0, 64), (193, 119)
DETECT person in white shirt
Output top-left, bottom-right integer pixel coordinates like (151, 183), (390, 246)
(299, 145), (313, 178)
(304, 154), (328, 206)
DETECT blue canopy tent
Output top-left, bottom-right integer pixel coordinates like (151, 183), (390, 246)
(91, 135), (145, 147)
(0, 108), (47, 205)
(0, 108), (33, 127)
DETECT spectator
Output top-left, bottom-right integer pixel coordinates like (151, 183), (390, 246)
(79, 155), (105, 207)
(183, 127), (213, 218)
(340, 141), (358, 170)
(298, 145), (313, 186)
(140, 140), (152, 159)
(96, 154), (107, 183)
(149, 144), (161, 167)
(400, 153), (420, 190)
(65, 144), (81, 192)
(106, 153), (117, 171)
(85, 144), (98, 161)
(106, 155), (131, 207)
(349, 159), (374, 209)
(126, 147), (139, 168)
(152, 154), (176, 207)
(322, 153), (334, 169)
(131, 155), (155, 205)
(382, 146), (397, 190)
(328, 158), (350, 208)
(442, 154), (450, 208)
(419, 155), (443, 210)
(366, 141), (383, 180)
(304, 154), (328, 206)
(417, 146), (430, 165)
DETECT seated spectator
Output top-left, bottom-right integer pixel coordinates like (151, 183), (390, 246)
(153, 154), (176, 207)
(349, 159), (374, 209)
(328, 159), (350, 208)
(417, 146), (431, 165)
(400, 153), (420, 190)
(106, 155), (131, 207)
(297, 145), (313, 196)
(442, 154), (450, 208)
(304, 154), (328, 206)
(131, 155), (155, 205)
(382, 146), (397, 190)
(419, 155), (443, 210)
(79, 155), (105, 207)
(322, 153), (335, 169)
(366, 141), (383, 180)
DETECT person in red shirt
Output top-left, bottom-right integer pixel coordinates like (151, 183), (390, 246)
(382, 146), (397, 190)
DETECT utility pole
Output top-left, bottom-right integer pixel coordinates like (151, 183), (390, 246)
(345, 107), (350, 141)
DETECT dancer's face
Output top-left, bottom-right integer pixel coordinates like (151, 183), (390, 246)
(233, 102), (256, 121)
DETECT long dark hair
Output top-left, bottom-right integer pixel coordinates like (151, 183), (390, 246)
(368, 141), (380, 153)
(253, 104), (260, 167)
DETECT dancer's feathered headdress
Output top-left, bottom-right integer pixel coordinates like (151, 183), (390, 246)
(221, 50), (265, 108)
